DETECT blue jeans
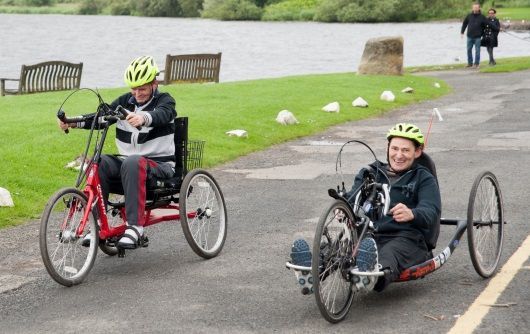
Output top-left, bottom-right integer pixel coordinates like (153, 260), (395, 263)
(467, 37), (481, 65)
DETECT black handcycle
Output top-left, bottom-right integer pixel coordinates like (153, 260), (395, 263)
(286, 140), (504, 323)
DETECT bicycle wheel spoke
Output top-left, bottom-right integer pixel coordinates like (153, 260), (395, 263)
(40, 189), (98, 286)
(468, 173), (503, 278)
(180, 171), (227, 258)
(313, 201), (355, 322)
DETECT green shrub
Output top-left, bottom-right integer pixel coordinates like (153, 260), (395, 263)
(262, 0), (318, 20)
(109, 0), (132, 15)
(134, 0), (182, 17)
(178, 0), (203, 16)
(22, 0), (51, 5)
(201, 0), (263, 20)
(78, 0), (104, 14)
(315, 0), (424, 23)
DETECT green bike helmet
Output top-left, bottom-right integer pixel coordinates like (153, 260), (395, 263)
(124, 56), (159, 88)
(387, 123), (425, 146)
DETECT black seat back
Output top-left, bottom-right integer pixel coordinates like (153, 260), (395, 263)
(416, 152), (437, 180)
(415, 151), (440, 251)
(174, 117), (188, 177)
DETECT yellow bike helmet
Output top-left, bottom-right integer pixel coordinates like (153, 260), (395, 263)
(386, 123), (424, 146)
(124, 56), (159, 88)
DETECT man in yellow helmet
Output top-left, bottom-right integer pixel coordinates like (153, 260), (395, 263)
(351, 123), (441, 291)
(58, 56), (176, 249)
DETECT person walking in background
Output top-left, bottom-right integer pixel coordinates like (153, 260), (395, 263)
(482, 8), (501, 66)
(461, 2), (486, 69)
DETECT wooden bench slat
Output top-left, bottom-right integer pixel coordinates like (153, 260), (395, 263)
(163, 53), (221, 85)
(1, 61), (83, 96)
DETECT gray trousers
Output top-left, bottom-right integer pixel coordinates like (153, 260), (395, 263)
(373, 235), (430, 292)
(98, 154), (174, 226)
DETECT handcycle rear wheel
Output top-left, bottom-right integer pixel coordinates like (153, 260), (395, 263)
(39, 188), (98, 286)
(312, 200), (357, 323)
(467, 171), (504, 278)
(179, 169), (227, 259)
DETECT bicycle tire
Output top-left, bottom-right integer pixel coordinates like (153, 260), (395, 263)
(467, 171), (504, 278)
(312, 200), (356, 323)
(179, 169), (227, 259)
(39, 188), (98, 286)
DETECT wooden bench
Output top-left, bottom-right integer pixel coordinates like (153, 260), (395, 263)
(162, 53), (221, 85)
(1, 61), (83, 96)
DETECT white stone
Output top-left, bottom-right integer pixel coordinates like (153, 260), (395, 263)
(0, 187), (14, 207)
(65, 155), (88, 171)
(226, 129), (248, 138)
(275, 110), (299, 125)
(380, 90), (395, 102)
(434, 82), (441, 88)
(352, 97), (368, 107)
(322, 101), (340, 113)
(401, 87), (414, 93)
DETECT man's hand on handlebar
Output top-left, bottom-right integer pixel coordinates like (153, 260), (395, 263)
(57, 118), (76, 131)
(388, 203), (414, 223)
(125, 113), (145, 128)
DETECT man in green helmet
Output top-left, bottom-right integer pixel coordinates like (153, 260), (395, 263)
(353, 123), (442, 291)
(291, 123), (441, 292)
(58, 55), (176, 249)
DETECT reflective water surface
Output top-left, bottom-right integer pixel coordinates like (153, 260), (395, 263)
(1, 14), (529, 88)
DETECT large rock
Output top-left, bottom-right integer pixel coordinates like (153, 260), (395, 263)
(358, 36), (404, 75)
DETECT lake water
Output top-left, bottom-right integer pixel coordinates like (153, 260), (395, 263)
(1, 14), (529, 88)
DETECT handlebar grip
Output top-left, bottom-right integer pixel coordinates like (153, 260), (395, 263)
(57, 109), (69, 134)
(117, 106), (142, 131)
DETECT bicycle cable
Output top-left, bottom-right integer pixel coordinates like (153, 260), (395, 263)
(56, 88), (108, 188)
(335, 140), (390, 199)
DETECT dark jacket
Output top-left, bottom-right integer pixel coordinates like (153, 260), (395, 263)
(347, 161), (442, 250)
(461, 12), (486, 38)
(81, 90), (177, 164)
(482, 17), (500, 48)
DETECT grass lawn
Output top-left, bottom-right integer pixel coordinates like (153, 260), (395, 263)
(496, 7), (530, 21)
(0, 3), (79, 14)
(0, 73), (449, 228)
(407, 56), (530, 73)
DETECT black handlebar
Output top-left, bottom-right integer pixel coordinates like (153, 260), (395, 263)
(57, 105), (142, 134)
(57, 108), (86, 134)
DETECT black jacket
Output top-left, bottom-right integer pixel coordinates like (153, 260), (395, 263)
(347, 161), (442, 250)
(482, 17), (500, 48)
(81, 90), (177, 164)
(461, 12), (486, 38)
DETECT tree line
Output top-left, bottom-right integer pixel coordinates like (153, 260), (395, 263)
(4, 0), (530, 21)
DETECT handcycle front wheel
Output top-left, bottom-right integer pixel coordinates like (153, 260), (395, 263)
(39, 188), (98, 286)
(179, 169), (227, 259)
(467, 171), (504, 278)
(312, 199), (357, 323)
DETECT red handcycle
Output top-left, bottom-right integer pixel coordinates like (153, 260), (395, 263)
(39, 91), (227, 286)
(286, 140), (505, 323)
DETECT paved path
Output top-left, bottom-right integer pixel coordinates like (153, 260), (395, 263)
(1, 69), (529, 333)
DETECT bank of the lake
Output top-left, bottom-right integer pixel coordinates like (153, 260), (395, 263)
(0, 72), (449, 228)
